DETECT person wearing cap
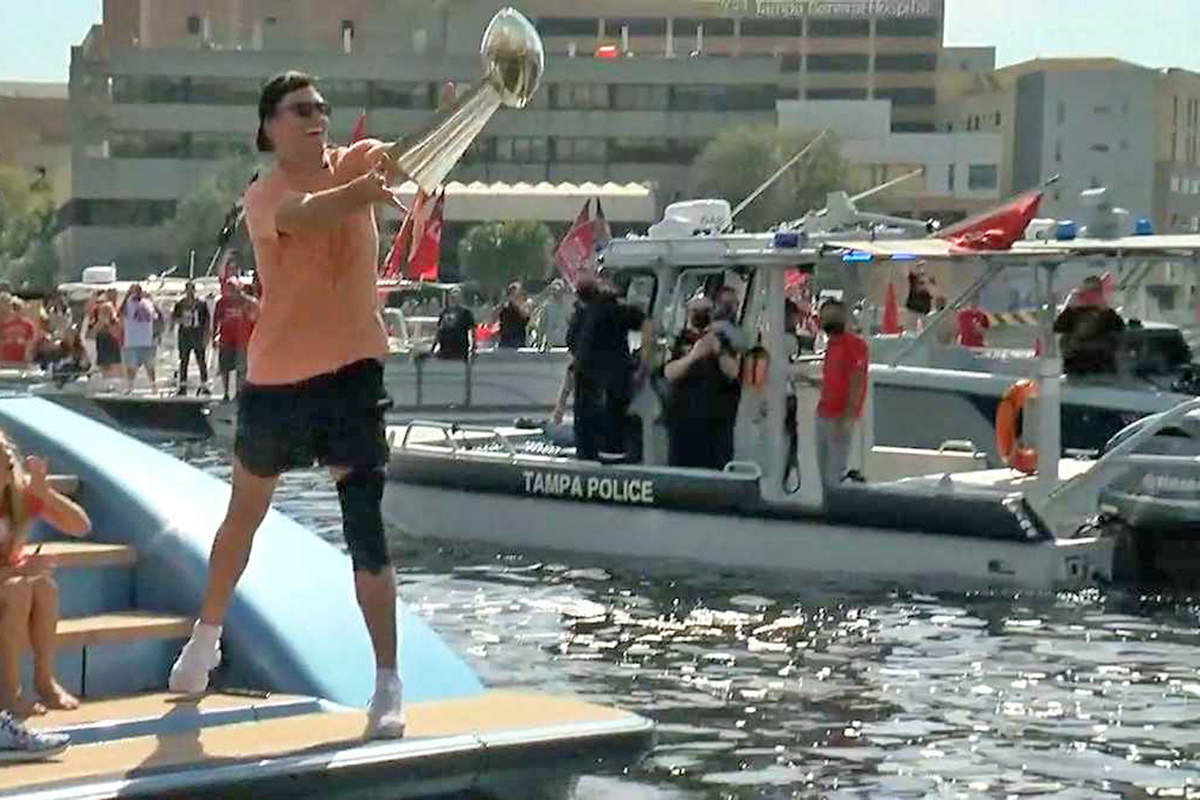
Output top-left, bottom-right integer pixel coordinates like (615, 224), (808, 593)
(168, 71), (407, 740)
(1054, 275), (1125, 376)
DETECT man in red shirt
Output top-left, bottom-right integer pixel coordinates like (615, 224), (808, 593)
(816, 299), (869, 488)
(955, 293), (990, 348)
(212, 281), (257, 402)
(0, 299), (37, 364)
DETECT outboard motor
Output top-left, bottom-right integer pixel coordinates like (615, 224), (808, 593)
(1091, 409), (1200, 586)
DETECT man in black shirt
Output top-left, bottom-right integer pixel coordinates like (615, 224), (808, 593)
(1053, 276), (1125, 376)
(433, 288), (475, 361)
(496, 282), (529, 349)
(172, 280), (211, 395)
(557, 269), (651, 460)
(663, 295), (743, 468)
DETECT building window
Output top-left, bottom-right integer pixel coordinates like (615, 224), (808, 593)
(809, 19), (869, 37)
(188, 77), (261, 105)
(606, 17), (666, 36)
(741, 19), (802, 36)
(1089, 143), (1110, 152)
(608, 137), (701, 164)
(670, 84), (778, 111)
(1055, 138), (1063, 163)
(994, 111), (1002, 126)
(554, 138), (607, 163)
(967, 164), (998, 190)
(1093, 105), (1111, 115)
(875, 17), (940, 37)
(875, 87), (936, 107)
(555, 83), (610, 110)
(536, 17), (597, 37)
(672, 18), (734, 37)
(874, 53), (937, 72)
(60, 198), (177, 227)
(805, 88), (868, 100)
(494, 137), (549, 163)
(1057, 100), (1066, 125)
(612, 84), (668, 111)
(374, 81), (428, 109)
(342, 20), (355, 53)
(807, 53), (869, 72)
(947, 163), (955, 192)
(110, 75), (188, 103)
(779, 53), (801, 73)
(322, 79), (368, 108)
(186, 15), (201, 35)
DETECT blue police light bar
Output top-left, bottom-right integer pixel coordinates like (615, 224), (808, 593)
(842, 251), (873, 263)
(773, 231), (802, 248)
(889, 253), (917, 261)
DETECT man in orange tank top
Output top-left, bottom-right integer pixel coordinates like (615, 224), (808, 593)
(168, 72), (407, 739)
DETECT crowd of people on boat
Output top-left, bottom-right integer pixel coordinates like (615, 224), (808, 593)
(0, 278), (261, 401)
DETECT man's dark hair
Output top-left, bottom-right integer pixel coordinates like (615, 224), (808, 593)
(257, 71), (315, 153)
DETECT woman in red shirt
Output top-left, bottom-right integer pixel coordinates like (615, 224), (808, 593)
(0, 432), (92, 716)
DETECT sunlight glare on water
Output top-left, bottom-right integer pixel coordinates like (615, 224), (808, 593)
(166, 439), (1200, 799)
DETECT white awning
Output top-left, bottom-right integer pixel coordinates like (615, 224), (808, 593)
(388, 181), (657, 224)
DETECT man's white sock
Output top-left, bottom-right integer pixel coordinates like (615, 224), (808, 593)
(193, 622), (222, 648)
(375, 669), (400, 691)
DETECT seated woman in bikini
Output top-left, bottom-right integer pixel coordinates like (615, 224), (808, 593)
(0, 431), (91, 716)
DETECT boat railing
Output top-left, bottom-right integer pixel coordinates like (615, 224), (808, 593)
(399, 420), (520, 460)
(1035, 396), (1200, 536)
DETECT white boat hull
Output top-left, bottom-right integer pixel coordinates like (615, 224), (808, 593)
(383, 480), (1113, 591)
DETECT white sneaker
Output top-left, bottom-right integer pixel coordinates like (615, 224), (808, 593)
(0, 712), (69, 763)
(168, 632), (222, 694)
(364, 675), (406, 740)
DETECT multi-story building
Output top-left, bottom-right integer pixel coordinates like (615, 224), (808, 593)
(61, 0), (951, 276)
(0, 82), (70, 206)
(942, 58), (1200, 234)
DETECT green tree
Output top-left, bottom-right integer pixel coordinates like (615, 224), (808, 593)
(458, 220), (553, 299)
(166, 156), (260, 272)
(690, 125), (846, 232)
(0, 164), (59, 287)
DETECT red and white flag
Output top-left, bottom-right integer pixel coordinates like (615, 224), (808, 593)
(591, 197), (612, 251)
(553, 199), (594, 287)
(380, 190), (425, 279)
(406, 189), (444, 281)
(937, 191), (1043, 252)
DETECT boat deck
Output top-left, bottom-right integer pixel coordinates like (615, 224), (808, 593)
(4, 689), (648, 799)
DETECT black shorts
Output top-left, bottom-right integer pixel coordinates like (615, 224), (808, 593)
(219, 346), (245, 375)
(234, 359), (392, 478)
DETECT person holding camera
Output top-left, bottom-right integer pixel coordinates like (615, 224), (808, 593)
(662, 291), (744, 469)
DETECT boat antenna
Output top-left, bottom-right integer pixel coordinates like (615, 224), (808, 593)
(724, 129), (830, 230)
(849, 167), (924, 205)
(204, 170), (259, 277)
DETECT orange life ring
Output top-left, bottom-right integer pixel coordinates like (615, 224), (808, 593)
(995, 379), (1038, 474)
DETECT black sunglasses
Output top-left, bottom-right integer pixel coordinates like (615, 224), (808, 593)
(279, 100), (331, 119)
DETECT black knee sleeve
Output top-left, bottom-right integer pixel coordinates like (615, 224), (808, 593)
(336, 467), (390, 573)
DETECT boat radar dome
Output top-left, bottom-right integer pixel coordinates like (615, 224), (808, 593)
(648, 199), (733, 239)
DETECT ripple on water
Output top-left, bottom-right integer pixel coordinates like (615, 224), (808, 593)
(162, 439), (1200, 799)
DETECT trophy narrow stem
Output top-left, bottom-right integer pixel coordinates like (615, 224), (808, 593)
(388, 83), (503, 194)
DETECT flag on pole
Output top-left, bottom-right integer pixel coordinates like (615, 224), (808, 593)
(936, 191), (1043, 252)
(349, 111), (368, 143)
(553, 199), (594, 287)
(406, 189), (444, 281)
(881, 282), (902, 334)
(380, 190), (425, 279)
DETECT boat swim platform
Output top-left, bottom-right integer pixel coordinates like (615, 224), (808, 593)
(5, 689), (652, 800)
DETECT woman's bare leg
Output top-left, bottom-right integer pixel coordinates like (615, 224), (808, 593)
(29, 575), (77, 710)
(0, 578), (42, 716)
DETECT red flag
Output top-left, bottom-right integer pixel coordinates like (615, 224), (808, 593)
(350, 111), (368, 143)
(380, 191), (424, 279)
(406, 189), (444, 281)
(881, 282), (901, 334)
(553, 200), (594, 286)
(1100, 272), (1115, 304)
(937, 191), (1043, 252)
